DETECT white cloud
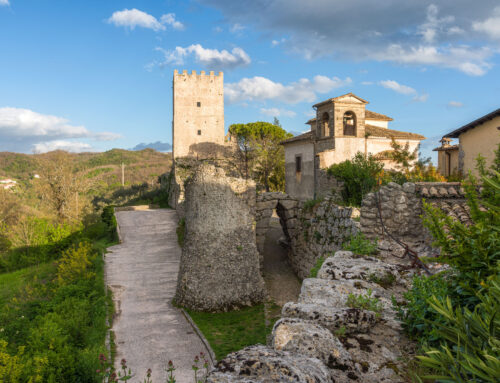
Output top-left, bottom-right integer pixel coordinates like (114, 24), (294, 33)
(378, 80), (428, 102)
(155, 44), (251, 70)
(0, 107), (120, 152)
(225, 75), (351, 104)
(32, 141), (93, 154)
(473, 7), (500, 40)
(260, 107), (296, 117)
(379, 80), (416, 95)
(447, 101), (464, 108)
(230, 23), (245, 33)
(0, 0), (10, 6)
(160, 13), (184, 30)
(213, 26), (223, 33)
(376, 44), (492, 76)
(107, 9), (184, 31)
(201, 0), (499, 76)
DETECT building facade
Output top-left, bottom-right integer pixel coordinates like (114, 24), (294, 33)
(172, 70), (225, 159)
(435, 108), (500, 177)
(282, 93), (425, 200)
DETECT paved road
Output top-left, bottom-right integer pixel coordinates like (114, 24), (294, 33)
(106, 209), (210, 382)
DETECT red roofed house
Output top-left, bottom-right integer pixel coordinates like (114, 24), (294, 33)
(281, 93), (426, 200)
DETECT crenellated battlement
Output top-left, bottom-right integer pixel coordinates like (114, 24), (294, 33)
(173, 69), (223, 79)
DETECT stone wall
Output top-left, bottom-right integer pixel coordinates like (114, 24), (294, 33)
(175, 164), (266, 311)
(361, 181), (467, 243)
(256, 193), (358, 280)
(288, 197), (358, 279)
(207, 250), (414, 382)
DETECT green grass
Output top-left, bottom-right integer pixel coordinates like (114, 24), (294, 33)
(309, 256), (326, 278)
(186, 304), (269, 360)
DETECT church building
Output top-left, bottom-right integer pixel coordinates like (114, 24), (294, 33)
(281, 93), (426, 200)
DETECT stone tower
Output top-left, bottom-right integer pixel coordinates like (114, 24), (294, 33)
(172, 70), (225, 159)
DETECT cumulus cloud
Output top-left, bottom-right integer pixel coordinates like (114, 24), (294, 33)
(447, 101), (464, 108)
(260, 107), (296, 117)
(200, 0), (499, 75)
(107, 9), (184, 31)
(378, 80), (427, 102)
(473, 7), (500, 40)
(154, 44), (250, 70)
(0, 107), (120, 152)
(0, 0), (10, 6)
(225, 75), (351, 104)
(379, 80), (416, 95)
(32, 141), (94, 154)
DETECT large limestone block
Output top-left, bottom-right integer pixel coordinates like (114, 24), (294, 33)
(206, 345), (334, 383)
(281, 302), (376, 334)
(271, 318), (357, 381)
(317, 251), (404, 287)
(175, 164), (265, 311)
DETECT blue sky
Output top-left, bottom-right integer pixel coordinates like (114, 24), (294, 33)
(1, 0), (499, 160)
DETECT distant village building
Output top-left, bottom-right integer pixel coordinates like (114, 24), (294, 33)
(434, 108), (500, 177)
(0, 179), (17, 190)
(281, 93), (426, 200)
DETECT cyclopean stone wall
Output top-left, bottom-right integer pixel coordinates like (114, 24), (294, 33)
(206, 250), (414, 382)
(360, 181), (467, 243)
(175, 164), (266, 311)
(256, 193), (359, 280)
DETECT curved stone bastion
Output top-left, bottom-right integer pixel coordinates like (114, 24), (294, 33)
(174, 164), (266, 311)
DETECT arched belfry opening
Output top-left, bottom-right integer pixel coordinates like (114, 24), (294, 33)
(343, 111), (356, 136)
(321, 112), (330, 137)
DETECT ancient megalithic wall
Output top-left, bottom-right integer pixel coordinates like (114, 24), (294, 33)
(287, 197), (359, 279)
(175, 164), (265, 311)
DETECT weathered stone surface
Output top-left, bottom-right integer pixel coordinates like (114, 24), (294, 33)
(272, 318), (357, 381)
(175, 164), (265, 311)
(317, 251), (404, 287)
(206, 345), (334, 383)
(281, 302), (376, 334)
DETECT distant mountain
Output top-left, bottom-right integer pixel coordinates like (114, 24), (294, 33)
(132, 141), (172, 152)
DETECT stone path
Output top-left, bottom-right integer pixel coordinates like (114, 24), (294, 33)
(262, 217), (301, 306)
(106, 209), (210, 383)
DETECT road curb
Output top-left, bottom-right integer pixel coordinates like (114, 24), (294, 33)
(179, 308), (217, 366)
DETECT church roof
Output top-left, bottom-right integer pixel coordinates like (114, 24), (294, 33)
(280, 131), (313, 145)
(365, 110), (393, 121)
(365, 124), (426, 140)
(313, 93), (369, 108)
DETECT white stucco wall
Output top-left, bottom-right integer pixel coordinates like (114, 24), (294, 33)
(365, 119), (389, 128)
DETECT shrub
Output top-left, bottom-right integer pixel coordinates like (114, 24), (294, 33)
(346, 289), (383, 317)
(394, 273), (451, 346)
(416, 271), (500, 382)
(56, 242), (96, 285)
(0, 340), (25, 382)
(302, 197), (323, 212)
(342, 232), (378, 256)
(327, 152), (383, 206)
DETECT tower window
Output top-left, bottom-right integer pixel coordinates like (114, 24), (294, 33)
(295, 155), (302, 173)
(197, 130), (202, 135)
(197, 102), (201, 107)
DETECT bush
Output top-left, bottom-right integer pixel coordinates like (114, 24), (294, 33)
(303, 197), (324, 212)
(327, 152), (383, 206)
(416, 271), (500, 382)
(56, 242), (96, 286)
(342, 232), (378, 256)
(394, 273), (451, 346)
(0, 340), (25, 382)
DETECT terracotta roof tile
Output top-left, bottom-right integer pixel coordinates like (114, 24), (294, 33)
(365, 110), (393, 121)
(280, 131), (313, 145)
(365, 124), (426, 140)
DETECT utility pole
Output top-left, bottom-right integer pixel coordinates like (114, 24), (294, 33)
(121, 162), (125, 186)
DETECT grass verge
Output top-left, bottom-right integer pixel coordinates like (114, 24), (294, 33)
(185, 304), (272, 361)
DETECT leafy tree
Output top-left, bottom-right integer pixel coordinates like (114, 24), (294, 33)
(327, 152), (383, 206)
(389, 138), (418, 173)
(229, 122), (292, 192)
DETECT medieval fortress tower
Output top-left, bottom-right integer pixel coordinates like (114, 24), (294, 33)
(172, 69), (225, 159)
